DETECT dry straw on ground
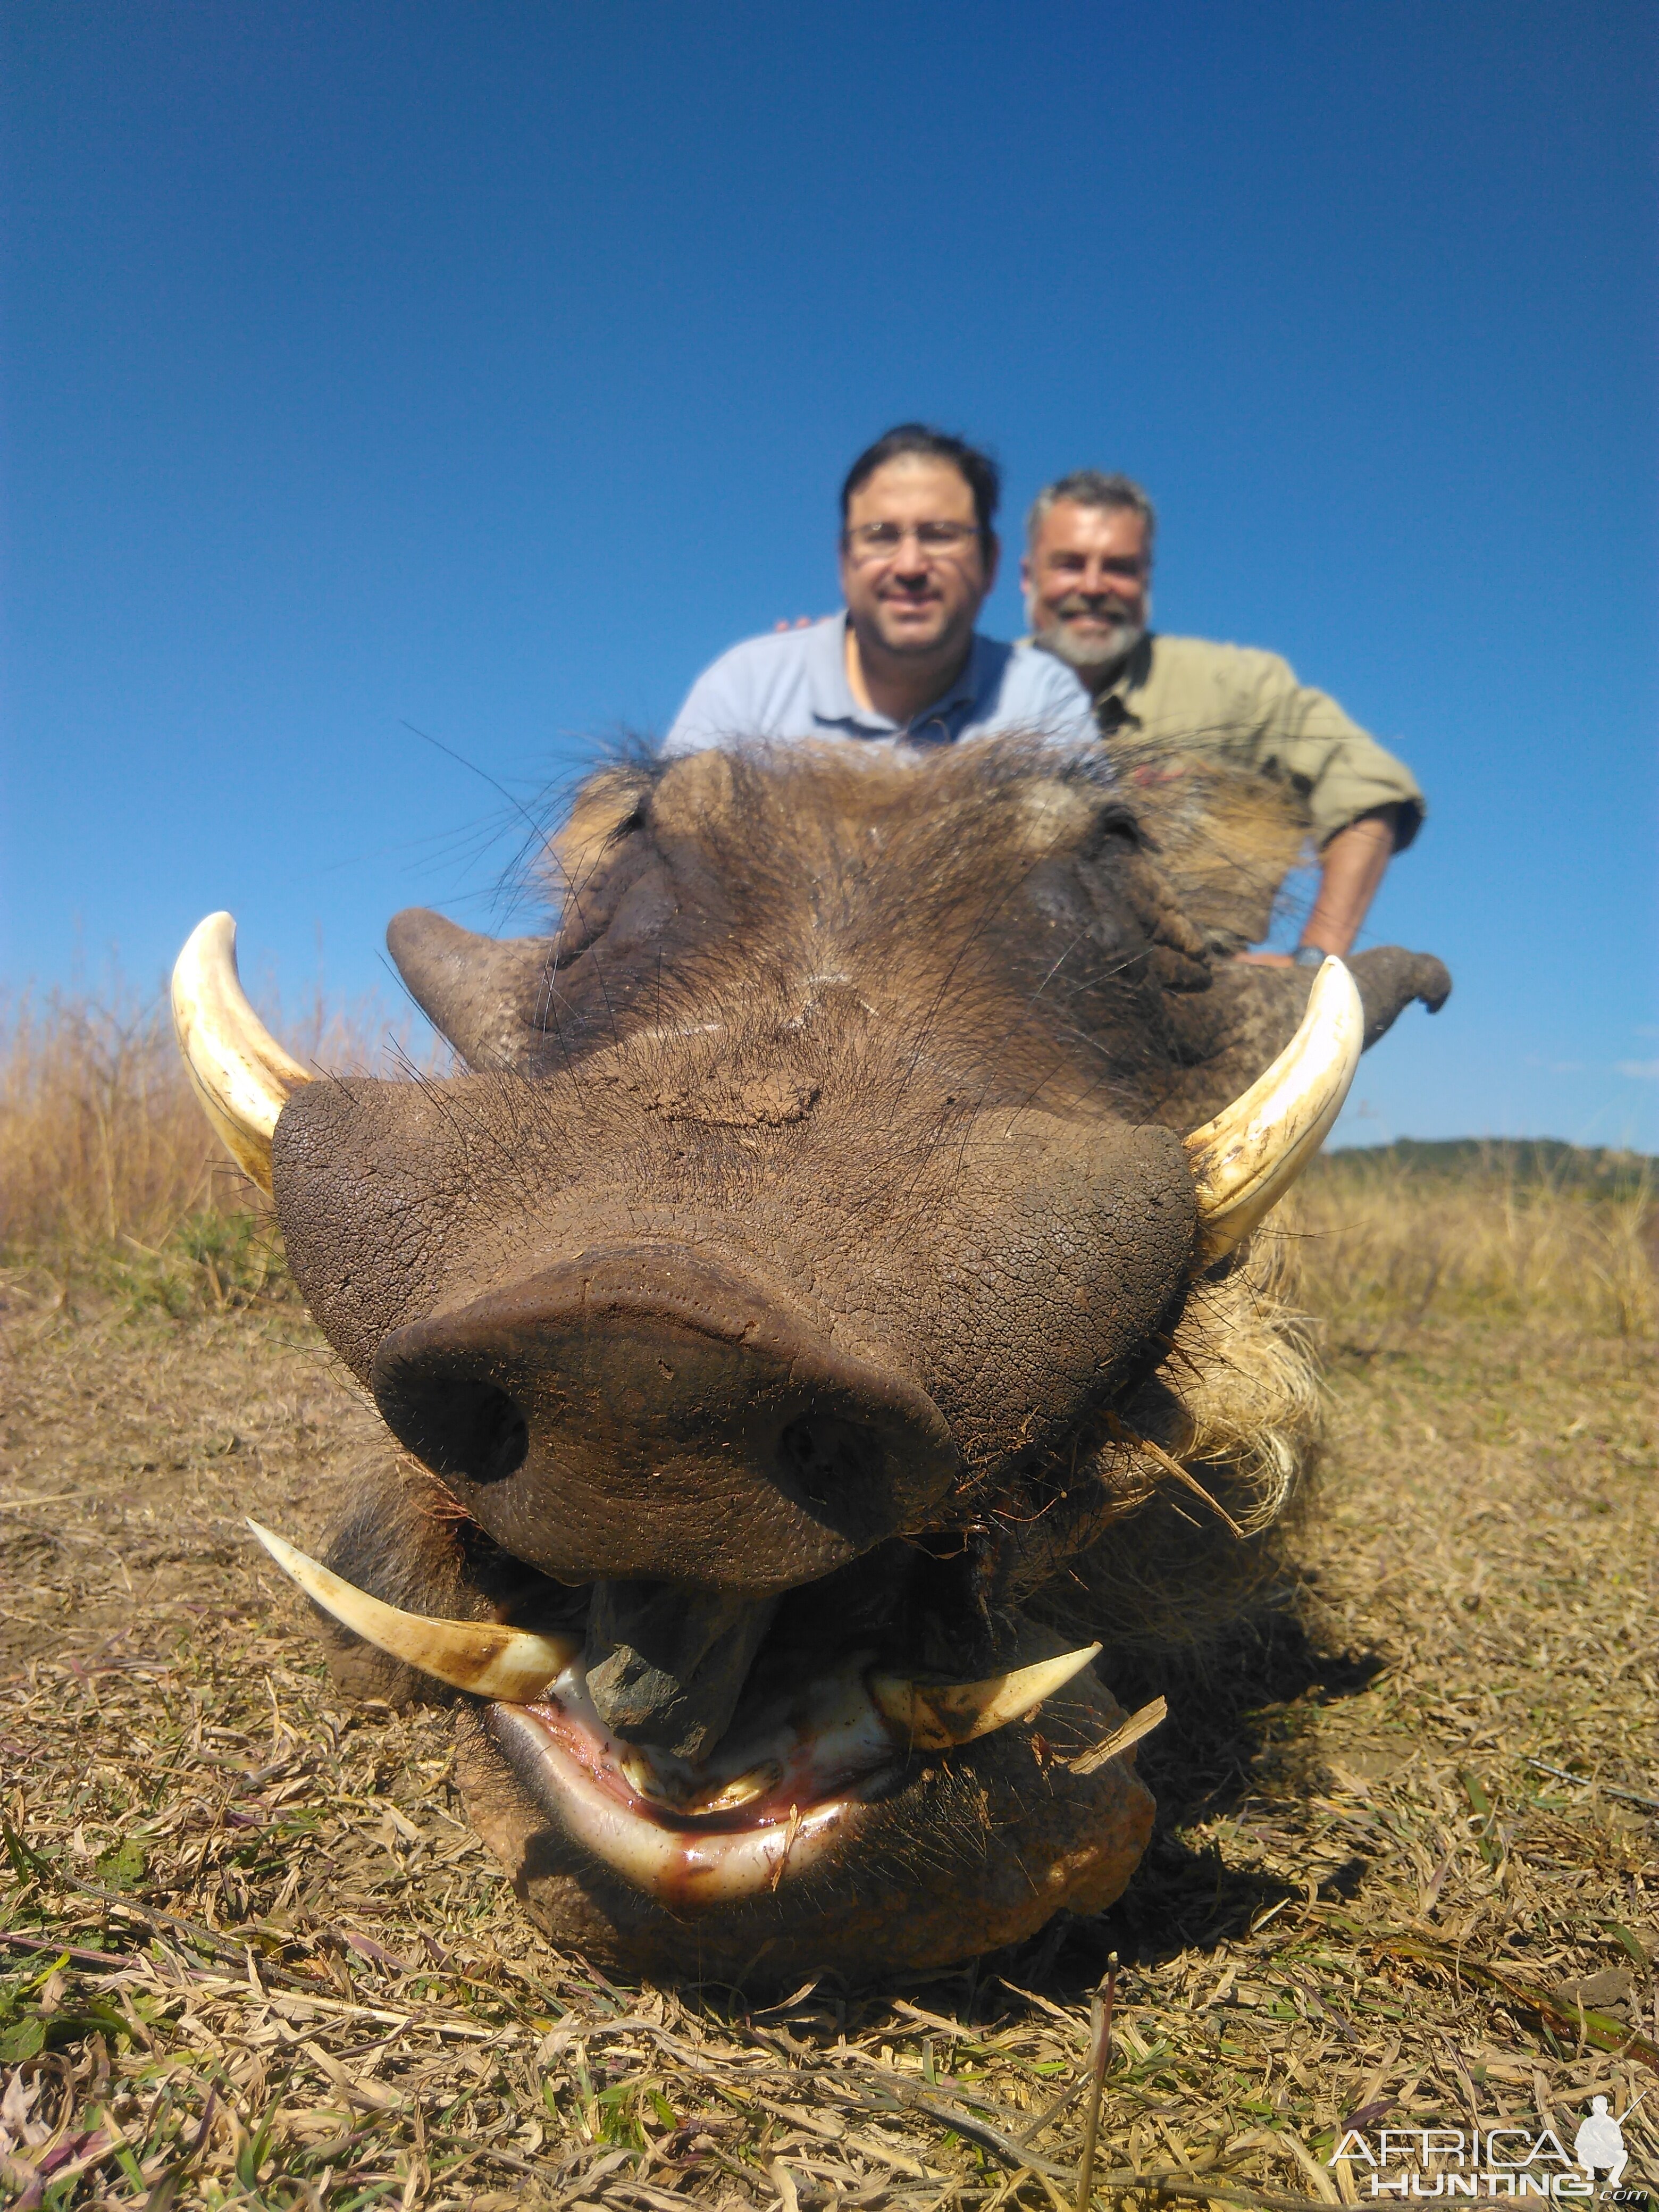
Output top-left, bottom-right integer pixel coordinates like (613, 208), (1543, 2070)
(1, 988), (1655, 2210)
(0, 977), (426, 1314)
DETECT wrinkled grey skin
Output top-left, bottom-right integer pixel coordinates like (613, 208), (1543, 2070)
(271, 740), (1449, 1982)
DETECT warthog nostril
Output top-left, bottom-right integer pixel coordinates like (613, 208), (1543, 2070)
(776, 1412), (886, 1526)
(395, 1378), (529, 1487)
(368, 1247), (960, 1587)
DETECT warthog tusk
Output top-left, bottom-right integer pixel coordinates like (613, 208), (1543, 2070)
(246, 1521), (580, 1702)
(1184, 956), (1363, 1259)
(869, 1644), (1102, 1752)
(171, 914), (313, 1194)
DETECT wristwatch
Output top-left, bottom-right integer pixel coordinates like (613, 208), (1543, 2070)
(1292, 944), (1330, 970)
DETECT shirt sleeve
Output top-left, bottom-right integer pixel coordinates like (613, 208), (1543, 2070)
(660, 645), (756, 758)
(1233, 650), (1427, 850)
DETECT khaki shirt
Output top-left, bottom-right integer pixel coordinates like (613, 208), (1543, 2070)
(1088, 633), (1426, 851)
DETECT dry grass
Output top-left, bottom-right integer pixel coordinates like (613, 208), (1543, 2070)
(0, 978), (424, 1316)
(0, 983), (230, 1261)
(1286, 1149), (1655, 1344)
(0, 1021), (1654, 2206)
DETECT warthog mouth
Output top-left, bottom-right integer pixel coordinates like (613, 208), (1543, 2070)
(485, 1642), (1164, 1909)
(252, 1518), (1162, 1917)
(485, 1652), (900, 1908)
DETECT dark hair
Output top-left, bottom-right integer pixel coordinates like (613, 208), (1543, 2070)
(840, 424), (1001, 550)
(1026, 470), (1157, 559)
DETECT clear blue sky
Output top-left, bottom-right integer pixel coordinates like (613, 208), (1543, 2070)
(4, 2), (1655, 1147)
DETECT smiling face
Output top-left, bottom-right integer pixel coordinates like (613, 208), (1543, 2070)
(1022, 499), (1151, 681)
(839, 454), (996, 664)
(175, 742), (1447, 1985)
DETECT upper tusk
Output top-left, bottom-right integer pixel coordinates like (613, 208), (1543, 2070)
(171, 914), (313, 1194)
(869, 1644), (1102, 1753)
(247, 1520), (580, 1703)
(1183, 956), (1363, 1259)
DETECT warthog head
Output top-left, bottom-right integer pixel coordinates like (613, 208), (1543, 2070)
(173, 740), (1449, 1982)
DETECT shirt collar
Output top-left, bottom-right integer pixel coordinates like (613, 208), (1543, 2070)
(807, 613), (987, 736)
(1091, 632), (1155, 723)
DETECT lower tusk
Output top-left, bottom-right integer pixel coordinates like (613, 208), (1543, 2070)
(869, 1644), (1102, 1752)
(247, 1521), (579, 1702)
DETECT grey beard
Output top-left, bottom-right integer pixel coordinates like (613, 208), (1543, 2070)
(1033, 617), (1145, 684)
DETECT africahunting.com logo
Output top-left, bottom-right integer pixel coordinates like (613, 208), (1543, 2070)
(1330, 2095), (1651, 2200)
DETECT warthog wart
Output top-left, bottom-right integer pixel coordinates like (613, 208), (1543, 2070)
(172, 736), (1449, 1982)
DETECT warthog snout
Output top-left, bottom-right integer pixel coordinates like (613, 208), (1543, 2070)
(370, 1243), (960, 1592)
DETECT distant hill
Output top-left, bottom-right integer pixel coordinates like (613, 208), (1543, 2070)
(1318, 1138), (1653, 1198)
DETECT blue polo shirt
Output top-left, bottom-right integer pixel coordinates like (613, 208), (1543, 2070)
(661, 614), (1097, 758)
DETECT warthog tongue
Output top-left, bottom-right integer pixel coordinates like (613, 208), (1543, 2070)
(584, 1582), (779, 1764)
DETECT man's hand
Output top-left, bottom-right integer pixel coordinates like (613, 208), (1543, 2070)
(773, 616), (816, 632)
(1233, 951), (1296, 968)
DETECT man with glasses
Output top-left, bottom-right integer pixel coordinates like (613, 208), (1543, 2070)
(662, 425), (1096, 757)
(1023, 471), (1426, 966)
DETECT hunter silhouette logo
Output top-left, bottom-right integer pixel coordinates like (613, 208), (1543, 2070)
(1575, 2093), (1653, 2195)
(1574, 2100), (1628, 2189)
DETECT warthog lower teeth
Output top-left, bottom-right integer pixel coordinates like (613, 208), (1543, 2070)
(617, 1749), (660, 1801)
(694, 1761), (784, 1814)
(618, 1747), (786, 1815)
(868, 1644), (1102, 1752)
(246, 1521), (580, 1702)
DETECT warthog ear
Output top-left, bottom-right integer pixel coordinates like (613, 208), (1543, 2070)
(386, 910), (557, 1071)
(389, 764), (661, 1070)
(1178, 948), (1453, 1128)
(1101, 747), (1308, 957)
(546, 763), (652, 907)
(1152, 947), (1453, 1201)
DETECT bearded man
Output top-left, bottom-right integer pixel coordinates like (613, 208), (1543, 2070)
(1022, 471), (1426, 965)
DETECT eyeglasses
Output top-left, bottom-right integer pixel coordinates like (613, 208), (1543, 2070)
(843, 520), (983, 561)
